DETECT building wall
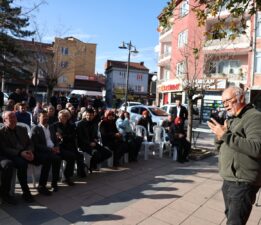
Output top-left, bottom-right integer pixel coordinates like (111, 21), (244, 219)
(54, 37), (96, 89)
(105, 66), (149, 107)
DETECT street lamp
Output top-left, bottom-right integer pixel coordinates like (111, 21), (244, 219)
(118, 41), (138, 111)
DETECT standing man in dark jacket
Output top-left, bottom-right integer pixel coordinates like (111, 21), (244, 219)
(170, 99), (188, 129)
(208, 86), (261, 225)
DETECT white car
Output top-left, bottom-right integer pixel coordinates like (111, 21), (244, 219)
(119, 101), (143, 110)
(160, 103), (199, 119)
(127, 105), (168, 125)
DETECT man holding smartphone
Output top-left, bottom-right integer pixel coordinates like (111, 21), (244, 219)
(208, 86), (261, 225)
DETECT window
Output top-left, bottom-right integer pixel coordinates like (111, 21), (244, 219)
(61, 47), (69, 55)
(131, 107), (139, 114)
(256, 52), (261, 73)
(257, 13), (261, 37)
(218, 60), (240, 74)
(119, 71), (126, 79)
(57, 75), (68, 84)
(180, 1), (189, 17)
(60, 61), (68, 68)
(163, 66), (170, 80)
(209, 62), (217, 74)
(135, 85), (142, 92)
(178, 30), (188, 47)
(176, 61), (186, 77)
(136, 74), (143, 81)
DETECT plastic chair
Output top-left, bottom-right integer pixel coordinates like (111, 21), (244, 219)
(17, 122), (31, 137)
(135, 125), (155, 160)
(153, 125), (175, 158)
(152, 125), (178, 161)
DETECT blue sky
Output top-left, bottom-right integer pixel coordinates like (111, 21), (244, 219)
(18, 0), (167, 74)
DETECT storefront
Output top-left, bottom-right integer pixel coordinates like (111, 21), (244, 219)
(157, 80), (182, 105)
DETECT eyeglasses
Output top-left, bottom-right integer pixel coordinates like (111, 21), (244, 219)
(222, 95), (238, 105)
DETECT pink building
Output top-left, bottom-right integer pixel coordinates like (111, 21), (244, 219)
(157, 0), (261, 119)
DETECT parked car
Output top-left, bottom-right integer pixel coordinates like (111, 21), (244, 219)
(127, 105), (168, 125)
(160, 103), (199, 119)
(119, 101), (143, 110)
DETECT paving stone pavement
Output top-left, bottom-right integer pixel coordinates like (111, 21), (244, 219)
(1, 133), (261, 225)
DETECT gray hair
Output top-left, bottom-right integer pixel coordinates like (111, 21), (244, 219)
(223, 86), (244, 103)
(58, 109), (70, 119)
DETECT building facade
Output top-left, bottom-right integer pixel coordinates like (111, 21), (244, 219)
(157, 0), (261, 121)
(104, 60), (149, 108)
(53, 37), (97, 91)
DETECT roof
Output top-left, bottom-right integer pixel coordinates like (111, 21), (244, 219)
(15, 39), (53, 53)
(105, 60), (149, 72)
(74, 79), (105, 91)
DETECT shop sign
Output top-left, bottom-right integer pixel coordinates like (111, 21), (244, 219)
(159, 83), (180, 91)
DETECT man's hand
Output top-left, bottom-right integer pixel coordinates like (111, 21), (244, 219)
(51, 146), (60, 154)
(90, 142), (96, 148)
(21, 150), (34, 161)
(207, 118), (228, 140)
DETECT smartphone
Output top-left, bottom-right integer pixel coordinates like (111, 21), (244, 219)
(208, 118), (215, 124)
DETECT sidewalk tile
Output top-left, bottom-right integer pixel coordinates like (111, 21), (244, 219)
(138, 217), (170, 225)
(181, 215), (218, 225)
(153, 207), (189, 225)
(192, 205), (225, 224)
(40, 217), (71, 225)
(0, 217), (22, 225)
(168, 199), (199, 214)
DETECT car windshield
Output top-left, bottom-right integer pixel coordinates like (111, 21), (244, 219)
(149, 107), (168, 116)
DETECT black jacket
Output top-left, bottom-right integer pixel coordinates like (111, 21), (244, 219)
(170, 105), (188, 121)
(76, 119), (98, 154)
(31, 124), (58, 153)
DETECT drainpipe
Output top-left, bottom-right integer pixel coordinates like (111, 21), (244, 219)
(250, 9), (258, 99)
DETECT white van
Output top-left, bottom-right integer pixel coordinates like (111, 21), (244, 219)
(69, 90), (102, 97)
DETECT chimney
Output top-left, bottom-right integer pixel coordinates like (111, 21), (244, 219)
(140, 61), (144, 66)
(32, 38), (35, 43)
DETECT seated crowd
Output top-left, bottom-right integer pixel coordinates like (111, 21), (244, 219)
(0, 90), (191, 205)
(0, 97), (143, 205)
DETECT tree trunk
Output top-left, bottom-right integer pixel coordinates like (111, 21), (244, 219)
(187, 98), (193, 144)
(47, 86), (53, 104)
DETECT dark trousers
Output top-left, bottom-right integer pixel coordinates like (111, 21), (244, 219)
(106, 141), (125, 166)
(0, 159), (14, 196)
(59, 150), (76, 179)
(222, 180), (260, 225)
(10, 154), (51, 194)
(125, 134), (142, 161)
(88, 144), (112, 169)
(35, 152), (61, 186)
(173, 138), (191, 162)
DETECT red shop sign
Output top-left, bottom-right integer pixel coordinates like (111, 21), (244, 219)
(160, 84), (180, 91)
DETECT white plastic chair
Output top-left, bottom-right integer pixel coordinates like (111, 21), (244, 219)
(17, 122), (31, 137)
(135, 125), (155, 160)
(153, 125), (171, 158)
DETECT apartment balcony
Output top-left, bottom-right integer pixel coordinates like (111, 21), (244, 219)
(203, 35), (251, 55)
(158, 52), (171, 65)
(159, 27), (173, 42)
(206, 72), (247, 82)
